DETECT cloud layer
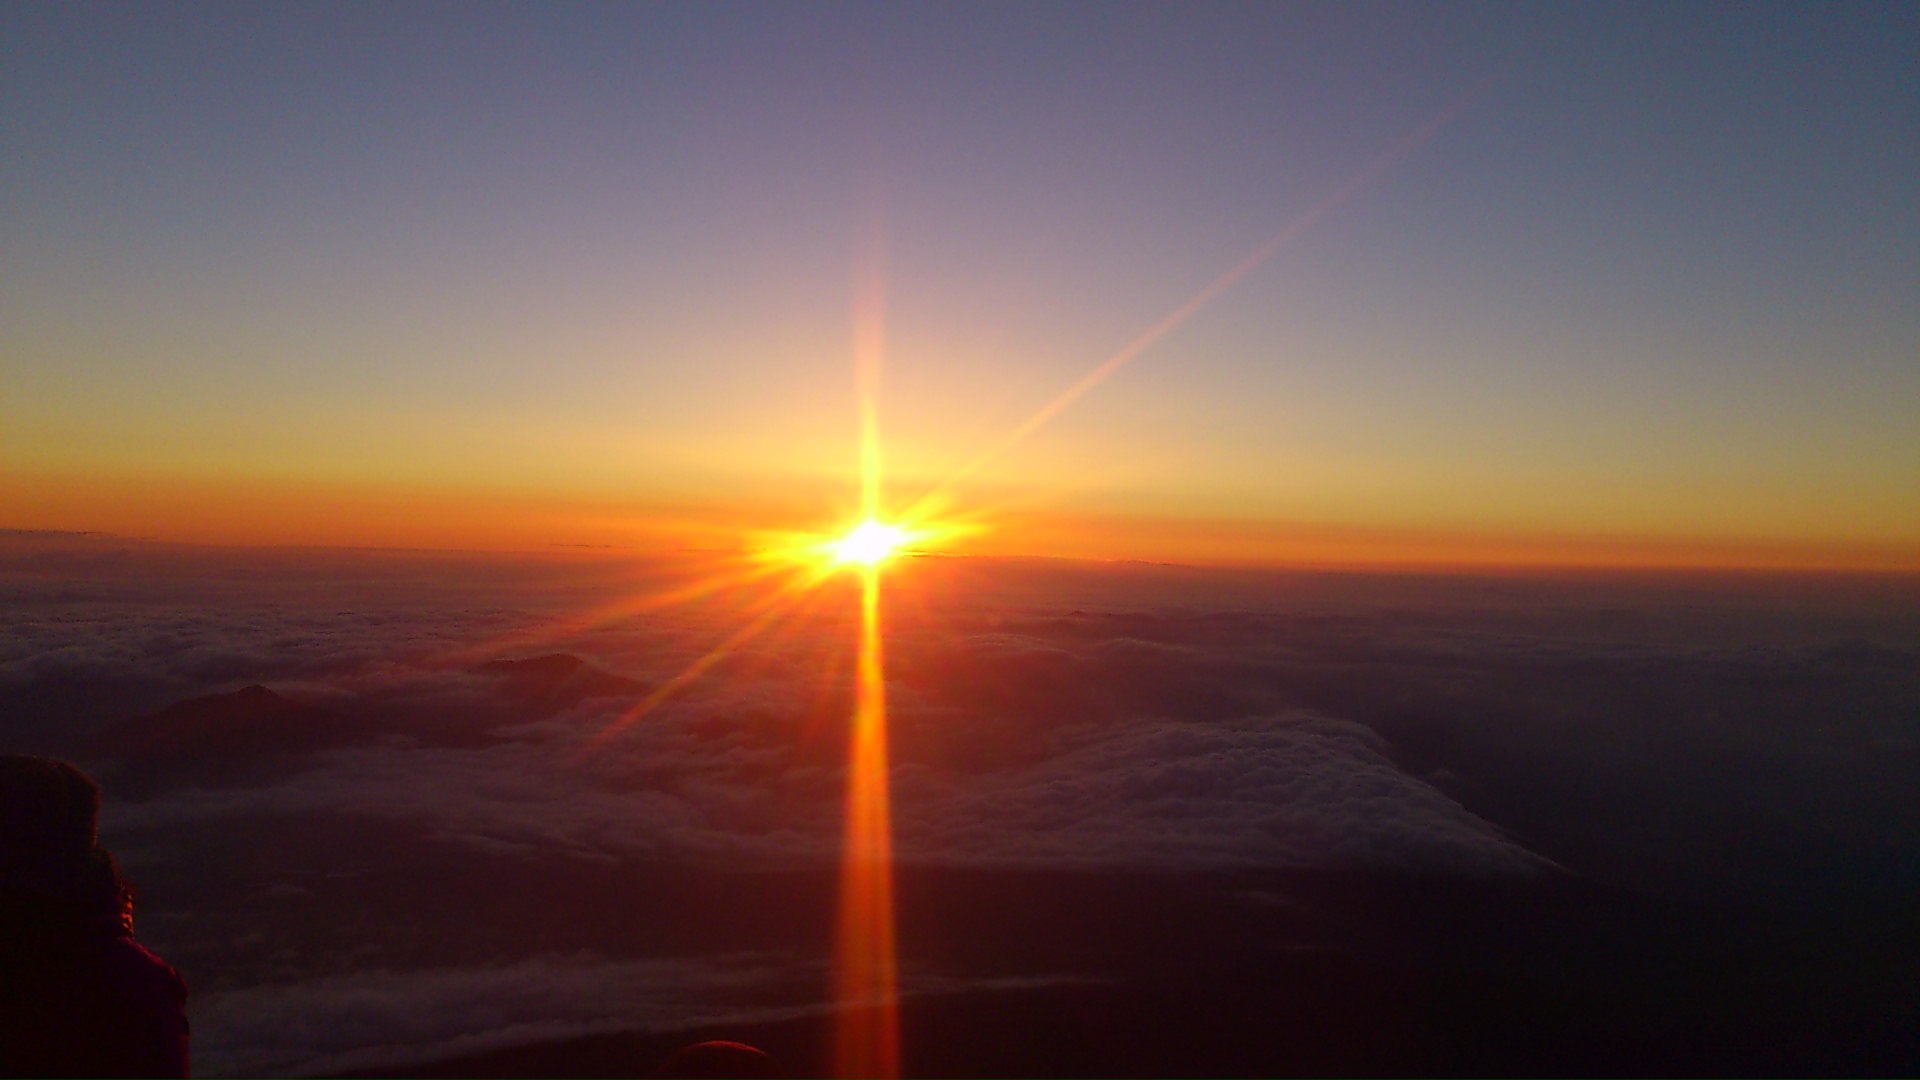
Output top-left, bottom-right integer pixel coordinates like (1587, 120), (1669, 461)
(6, 542), (1917, 1073)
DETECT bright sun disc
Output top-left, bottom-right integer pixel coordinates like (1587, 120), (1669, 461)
(833, 520), (907, 565)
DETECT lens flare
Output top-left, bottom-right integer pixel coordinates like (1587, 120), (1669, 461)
(832, 226), (902, 1079)
(833, 520), (907, 565)
(833, 559), (898, 1078)
(537, 89), (1498, 1072)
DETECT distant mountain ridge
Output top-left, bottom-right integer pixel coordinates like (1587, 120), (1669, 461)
(86, 655), (649, 794)
(98, 683), (346, 760)
(92, 683), (366, 795)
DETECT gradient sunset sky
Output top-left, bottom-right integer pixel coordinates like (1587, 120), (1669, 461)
(4, 3), (1915, 569)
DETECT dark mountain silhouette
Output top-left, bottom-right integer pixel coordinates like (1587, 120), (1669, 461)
(98, 685), (346, 760)
(92, 685), (369, 794)
(469, 654), (647, 707)
(77, 657), (647, 796)
(313, 864), (1918, 1078)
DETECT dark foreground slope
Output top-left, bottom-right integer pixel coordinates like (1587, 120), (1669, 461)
(333, 864), (1918, 1078)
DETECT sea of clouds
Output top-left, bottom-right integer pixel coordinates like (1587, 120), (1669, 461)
(4, 532), (1915, 1073)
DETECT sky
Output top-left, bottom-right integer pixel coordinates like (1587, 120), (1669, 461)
(4, 2), (1916, 569)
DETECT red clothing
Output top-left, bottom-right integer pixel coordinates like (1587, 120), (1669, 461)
(1, 906), (189, 1078)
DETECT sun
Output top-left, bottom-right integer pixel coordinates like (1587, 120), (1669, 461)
(832, 519), (908, 565)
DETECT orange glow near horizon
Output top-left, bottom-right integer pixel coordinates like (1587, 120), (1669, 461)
(1, 134), (1912, 1080)
(3, 463), (1914, 575)
(8, 19), (1920, 1078)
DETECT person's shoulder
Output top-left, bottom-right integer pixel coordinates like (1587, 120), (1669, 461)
(92, 934), (188, 1003)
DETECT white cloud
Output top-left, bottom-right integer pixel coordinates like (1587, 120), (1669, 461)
(895, 713), (1549, 874)
(191, 950), (805, 1076)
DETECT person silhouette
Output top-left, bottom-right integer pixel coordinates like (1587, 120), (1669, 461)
(0, 755), (189, 1077)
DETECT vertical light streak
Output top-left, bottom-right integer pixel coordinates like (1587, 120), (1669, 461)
(856, 238), (886, 524)
(832, 562), (900, 1078)
(833, 227), (901, 1078)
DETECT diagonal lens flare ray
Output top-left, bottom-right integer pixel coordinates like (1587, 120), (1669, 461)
(422, 550), (802, 678)
(537, 77), (1494, 1078)
(904, 74), (1499, 524)
(578, 560), (838, 751)
(818, 86), (1499, 1070)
